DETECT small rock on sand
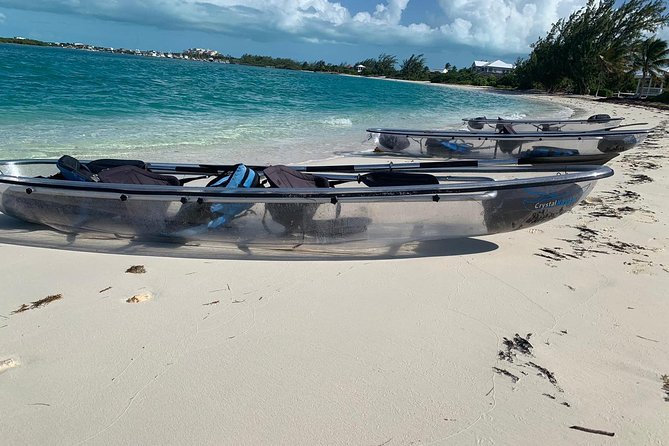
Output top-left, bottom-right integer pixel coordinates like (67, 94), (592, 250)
(126, 292), (153, 303)
(0, 358), (19, 374)
(125, 265), (146, 274)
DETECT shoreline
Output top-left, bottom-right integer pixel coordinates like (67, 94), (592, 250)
(359, 76), (585, 120)
(1, 95), (668, 444)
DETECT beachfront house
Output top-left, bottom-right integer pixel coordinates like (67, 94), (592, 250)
(634, 68), (669, 97)
(355, 64), (366, 74)
(471, 60), (514, 76)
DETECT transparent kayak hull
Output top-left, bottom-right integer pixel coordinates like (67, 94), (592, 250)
(369, 128), (649, 162)
(463, 116), (625, 133)
(0, 160), (612, 250)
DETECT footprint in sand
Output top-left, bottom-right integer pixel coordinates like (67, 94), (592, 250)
(126, 292), (153, 303)
(0, 357), (19, 374)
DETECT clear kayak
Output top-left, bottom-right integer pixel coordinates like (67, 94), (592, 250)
(367, 128), (649, 163)
(0, 158), (612, 251)
(463, 114), (626, 133)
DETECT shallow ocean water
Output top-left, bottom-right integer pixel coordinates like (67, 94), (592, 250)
(0, 44), (572, 164)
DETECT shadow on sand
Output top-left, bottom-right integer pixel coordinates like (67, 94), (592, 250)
(0, 214), (498, 261)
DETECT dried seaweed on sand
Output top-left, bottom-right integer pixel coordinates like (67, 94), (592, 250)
(12, 294), (63, 314)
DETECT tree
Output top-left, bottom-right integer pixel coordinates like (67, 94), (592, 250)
(399, 54), (429, 80)
(354, 54), (397, 76)
(594, 40), (632, 95)
(312, 60), (327, 71)
(515, 0), (669, 93)
(376, 53), (398, 77)
(630, 36), (669, 95)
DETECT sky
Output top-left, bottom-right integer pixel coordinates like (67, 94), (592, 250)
(0, 0), (668, 69)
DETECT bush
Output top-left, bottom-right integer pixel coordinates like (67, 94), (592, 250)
(553, 77), (575, 93)
(598, 88), (613, 98)
(647, 91), (669, 103)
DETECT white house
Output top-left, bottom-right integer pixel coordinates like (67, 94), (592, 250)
(634, 68), (669, 97)
(355, 64), (366, 74)
(471, 60), (514, 75)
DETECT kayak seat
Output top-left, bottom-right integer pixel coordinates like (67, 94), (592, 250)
(263, 165), (330, 189)
(263, 165), (330, 232)
(97, 165), (180, 186)
(56, 155), (179, 186)
(56, 155), (99, 182)
(587, 114), (611, 122)
(86, 159), (147, 173)
(261, 165), (371, 237)
(467, 117), (486, 130)
(377, 134), (411, 152)
(496, 118), (517, 134)
(492, 120), (523, 154)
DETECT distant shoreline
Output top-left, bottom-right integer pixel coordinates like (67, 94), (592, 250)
(6, 35), (627, 118)
(2, 38), (589, 122)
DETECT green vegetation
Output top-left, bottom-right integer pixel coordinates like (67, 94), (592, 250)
(0, 37), (53, 46)
(630, 36), (669, 95)
(234, 54), (353, 73)
(429, 68), (517, 88)
(645, 90), (669, 103)
(398, 54), (430, 80)
(354, 53), (397, 77)
(515, 0), (669, 94)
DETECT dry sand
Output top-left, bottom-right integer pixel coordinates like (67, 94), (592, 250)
(1, 94), (668, 445)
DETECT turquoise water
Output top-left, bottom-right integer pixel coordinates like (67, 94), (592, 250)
(0, 44), (571, 164)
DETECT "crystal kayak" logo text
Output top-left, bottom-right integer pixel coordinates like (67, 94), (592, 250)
(522, 191), (579, 210)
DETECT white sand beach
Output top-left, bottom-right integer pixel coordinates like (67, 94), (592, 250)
(1, 94), (668, 445)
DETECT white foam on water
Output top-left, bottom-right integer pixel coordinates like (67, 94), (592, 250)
(500, 113), (528, 120)
(319, 117), (353, 127)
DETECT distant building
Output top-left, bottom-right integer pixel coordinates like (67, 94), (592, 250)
(355, 64), (366, 73)
(634, 69), (668, 97)
(471, 60), (514, 76)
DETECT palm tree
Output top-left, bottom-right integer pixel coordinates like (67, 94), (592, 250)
(594, 41), (631, 96)
(631, 36), (669, 96)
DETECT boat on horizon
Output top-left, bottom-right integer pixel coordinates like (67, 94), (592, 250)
(367, 127), (650, 163)
(0, 157), (612, 252)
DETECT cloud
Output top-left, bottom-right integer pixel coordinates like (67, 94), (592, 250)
(0, 0), (589, 53)
(0, 12), (5, 23)
(436, 0), (588, 52)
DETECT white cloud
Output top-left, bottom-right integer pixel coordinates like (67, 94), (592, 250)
(0, 0), (590, 53)
(0, 12), (5, 23)
(436, 0), (587, 52)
